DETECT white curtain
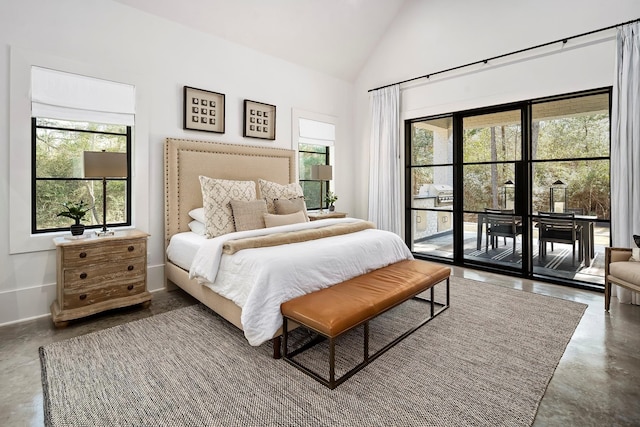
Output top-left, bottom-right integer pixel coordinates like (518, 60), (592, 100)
(611, 22), (640, 305)
(368, 85), (402, 235)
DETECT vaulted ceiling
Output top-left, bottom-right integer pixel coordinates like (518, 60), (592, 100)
(114, 0), (408, 82)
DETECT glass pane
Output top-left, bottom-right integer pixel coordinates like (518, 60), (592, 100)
(35, 128), (127, 178)
(410, 166), (453, 209)
(464, 212), (523, 268)
(36, 118), (127, 134)
(532, 160), (610, 219)
(410, 116), (453, 165)
(410, 209), (454, 259)
(298, 150), (327, 180)
(532, 218), (609, 286)
(532, 93), (610, 160)
(461, 163), (516, 212)
(301, 180), (321, 210)
(35, 180), (94, 230)
(463, 110), (521, 163)
(35, 179), (127, 230)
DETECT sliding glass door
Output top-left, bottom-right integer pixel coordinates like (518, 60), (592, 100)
(460, 108), (525, 273)
(406, 88), (611, 288)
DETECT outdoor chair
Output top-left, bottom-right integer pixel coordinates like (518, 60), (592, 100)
(537, 211), (583, 266)
(485, 212), (522, 255)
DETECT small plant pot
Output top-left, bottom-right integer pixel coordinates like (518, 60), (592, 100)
(70, 224), (85, 236)
(329, 205), (335, 212)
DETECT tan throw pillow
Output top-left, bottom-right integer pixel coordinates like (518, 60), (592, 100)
(199, 176), (256, 238)
(263, 211), (307, 228)
(274, 197), (309, 221)
(230, 199), (267, 232)
(258, 179), (304, 214)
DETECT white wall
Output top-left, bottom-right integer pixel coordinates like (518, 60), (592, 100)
(0, 0), (355, 325)
(353, 0), (640, 221)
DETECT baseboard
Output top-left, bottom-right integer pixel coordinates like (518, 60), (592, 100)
(0, 264), (168, 327)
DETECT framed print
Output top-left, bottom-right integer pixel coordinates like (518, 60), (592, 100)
(183, 86), (225, 133)
(243, 100), (276, 140)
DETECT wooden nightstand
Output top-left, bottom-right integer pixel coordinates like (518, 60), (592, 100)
(308, 211), (348, 221)
(51, 229), (152, 327)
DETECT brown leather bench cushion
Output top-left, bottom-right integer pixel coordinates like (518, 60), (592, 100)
(281, 260), (450, 338)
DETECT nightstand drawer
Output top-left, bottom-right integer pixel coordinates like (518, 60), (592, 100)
(62, 238), (146, 267)
(63, 280), (146, 310)
(63, 257), (146, 289)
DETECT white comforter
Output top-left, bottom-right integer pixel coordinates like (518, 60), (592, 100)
(189, 218), (413, 346)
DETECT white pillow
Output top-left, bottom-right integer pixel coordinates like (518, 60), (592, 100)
(188, 220), (206, 236)
(258, 179), (304, 214)
(199, 176), (256, 238)
(263, 211), (307, 228)
(188, 208), (206, 224)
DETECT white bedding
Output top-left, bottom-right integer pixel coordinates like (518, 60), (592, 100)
(172, 218), (414, 346)
(166, 231), (206, 271)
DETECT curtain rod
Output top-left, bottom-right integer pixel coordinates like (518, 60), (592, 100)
(368, 16), (640, 93)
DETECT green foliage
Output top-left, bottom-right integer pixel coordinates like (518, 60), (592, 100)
(56, 200), (91, 225)
(326, 191), (338, 206)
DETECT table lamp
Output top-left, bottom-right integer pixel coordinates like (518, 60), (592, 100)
(311, 164), (332, 213)
(84, 151), (128, 236)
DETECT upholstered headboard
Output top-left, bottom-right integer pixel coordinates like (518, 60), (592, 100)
(164, 138), (296, 246)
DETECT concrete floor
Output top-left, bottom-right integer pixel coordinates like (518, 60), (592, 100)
(1, 267), (639, 426)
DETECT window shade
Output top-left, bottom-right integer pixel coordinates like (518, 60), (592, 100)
(299, 118), (335, 146)
(31, 66), (135, 126)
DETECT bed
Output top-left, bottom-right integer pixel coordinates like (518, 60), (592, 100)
(164, 138), (413, 356)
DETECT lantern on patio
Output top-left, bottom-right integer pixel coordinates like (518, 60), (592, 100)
(500, 179), (515, 210)
(549, 179), (567, 213)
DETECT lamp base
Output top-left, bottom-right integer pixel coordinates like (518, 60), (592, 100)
(95, 229), (115, 237)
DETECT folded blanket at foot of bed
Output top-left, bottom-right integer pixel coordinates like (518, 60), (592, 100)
(222, 221), (376, 254)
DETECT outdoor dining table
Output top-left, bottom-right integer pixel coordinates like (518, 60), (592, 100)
(475, 212), (598, 267)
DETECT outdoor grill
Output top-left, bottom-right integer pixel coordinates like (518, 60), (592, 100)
(427, 184), (453, 207)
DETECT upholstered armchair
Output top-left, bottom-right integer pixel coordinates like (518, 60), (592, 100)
(604, 247), (640, 311)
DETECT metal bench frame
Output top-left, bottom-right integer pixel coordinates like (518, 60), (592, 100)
(282, 277), (450, 389)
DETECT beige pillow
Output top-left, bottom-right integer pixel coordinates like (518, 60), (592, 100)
(274, 196), (309, 221)
(230, 199), (267, 232)
(263, 211), (307, 228)
(199, 176), (256, 238)
(258, 179), (304, 214)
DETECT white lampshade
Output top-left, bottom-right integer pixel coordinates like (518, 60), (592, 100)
(311, 164), (332, 181)
(84, 151), (128, 178)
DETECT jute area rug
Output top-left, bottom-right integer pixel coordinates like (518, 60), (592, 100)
(40, 277), (586, 427)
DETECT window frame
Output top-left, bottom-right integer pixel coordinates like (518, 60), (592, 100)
(30, 117), (133, 234)
(298, 144), (331, 210)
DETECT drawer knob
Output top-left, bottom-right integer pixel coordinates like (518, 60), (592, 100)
(79, 294), (87, 300)
(128, 245), (135, 252)
(127, 284), (134, 291)
(79, 272), (87, 280)
(79, 252), (87, 258)
(127, 265), (134, 271)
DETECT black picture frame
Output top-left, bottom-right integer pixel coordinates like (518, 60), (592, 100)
(183, 86), (225, 133)
(243, 99), (276, 140)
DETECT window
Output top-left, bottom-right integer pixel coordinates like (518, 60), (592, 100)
(296, 117), (336, 210)
(30, 66), (135, 234)
(32, 118), (131, 233)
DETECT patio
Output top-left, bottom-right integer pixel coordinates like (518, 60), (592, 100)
(413, 221), (609, 286)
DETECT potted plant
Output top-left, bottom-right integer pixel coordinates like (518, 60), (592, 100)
(57, 200), (91, 236)
(326, 191), (338, 212)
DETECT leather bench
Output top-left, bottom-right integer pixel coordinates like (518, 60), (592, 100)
(281, 259), (451, 389)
